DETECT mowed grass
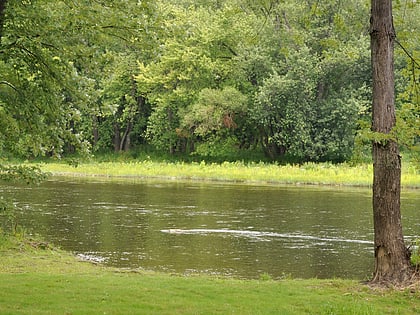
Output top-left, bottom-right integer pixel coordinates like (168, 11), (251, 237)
(32, 159), (420, 188)
(3, 273), (418, 315)
(1, 236), (420, 315)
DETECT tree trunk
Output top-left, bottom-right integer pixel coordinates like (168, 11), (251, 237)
(370, 0), (412, 284)
(0, 0), (7, 40)
(92, 116), (100, 146)
(113, 122), (121, 152)
(120, 121), (133, 152)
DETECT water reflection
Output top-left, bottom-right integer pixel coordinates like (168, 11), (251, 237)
(1, 178), (419, 279)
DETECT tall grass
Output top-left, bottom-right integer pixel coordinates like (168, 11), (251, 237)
(35, 159), (420, 188)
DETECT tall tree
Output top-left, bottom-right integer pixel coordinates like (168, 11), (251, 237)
(370, 0), (412, 284)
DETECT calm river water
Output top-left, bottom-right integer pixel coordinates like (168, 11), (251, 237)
(1, 178), (420, 279)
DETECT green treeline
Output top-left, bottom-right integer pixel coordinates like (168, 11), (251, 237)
(0, 0), (418, 163)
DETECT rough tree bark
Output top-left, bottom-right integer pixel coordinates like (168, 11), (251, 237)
(370, 0), (413, 284)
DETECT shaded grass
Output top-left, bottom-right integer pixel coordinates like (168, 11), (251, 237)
(34, 160), (420, 188)
(1, 235), (420, 314)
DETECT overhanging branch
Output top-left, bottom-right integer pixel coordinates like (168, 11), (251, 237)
(395, 38), (420, 69)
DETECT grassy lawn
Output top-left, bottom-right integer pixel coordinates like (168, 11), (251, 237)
(1, 236), (420, 314)
(31, 159), (420, 188)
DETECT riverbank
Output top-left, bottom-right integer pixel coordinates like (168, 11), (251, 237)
(31, 160), (420, 188)
(0, 235), (419, 314)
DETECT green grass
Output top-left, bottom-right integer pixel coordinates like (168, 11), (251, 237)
(32, 159), (420, 188)
(1, 235), (420, 315)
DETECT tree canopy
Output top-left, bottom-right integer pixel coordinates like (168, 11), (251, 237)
(0, 0), (418, 163)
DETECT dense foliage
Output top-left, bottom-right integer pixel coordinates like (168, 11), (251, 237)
(0, 0), (418, 162)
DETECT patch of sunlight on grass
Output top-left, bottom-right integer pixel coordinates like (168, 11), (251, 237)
(31, 159), (420, 188)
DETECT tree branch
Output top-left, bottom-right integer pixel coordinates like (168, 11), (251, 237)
(395, 38), (420, 69)
(0, 80), (18, 91)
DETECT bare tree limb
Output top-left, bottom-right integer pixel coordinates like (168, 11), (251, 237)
(395, 37), (420, 69)
(0, 80), (17, 91)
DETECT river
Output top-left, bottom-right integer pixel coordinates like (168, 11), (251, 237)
(1, 178), (419, 279)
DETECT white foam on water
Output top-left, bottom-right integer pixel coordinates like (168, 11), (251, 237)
(161, 228), (373, 245)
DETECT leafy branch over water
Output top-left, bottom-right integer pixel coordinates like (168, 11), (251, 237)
(0, 164), (48, 184)
(0, 164), (48, 235)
